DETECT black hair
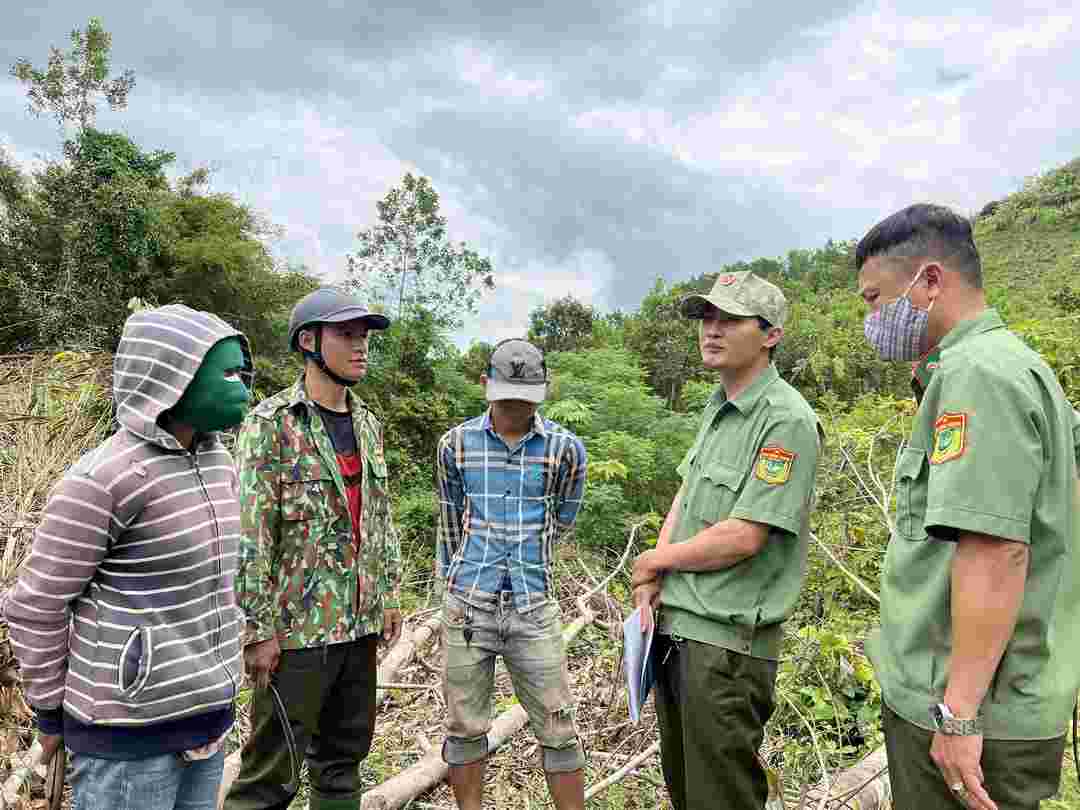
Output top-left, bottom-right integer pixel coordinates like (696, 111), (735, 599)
(855, 203), (982, 287)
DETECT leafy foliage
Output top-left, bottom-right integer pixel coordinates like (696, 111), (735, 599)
(346, 173), (496, 331)
(10, 17), (135, 131)
(528, 295), (597, 354)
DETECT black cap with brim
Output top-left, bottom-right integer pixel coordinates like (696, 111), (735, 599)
(321, 306), (391, 331)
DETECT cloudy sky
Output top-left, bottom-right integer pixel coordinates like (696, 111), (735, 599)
(2, 2), (1077, 345)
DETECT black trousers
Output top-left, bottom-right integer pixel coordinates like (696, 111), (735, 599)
(224, 635), (378, 810)
(654, 635), (778, 810)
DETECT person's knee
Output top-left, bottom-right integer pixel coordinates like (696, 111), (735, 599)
(442, 734), (489, 766)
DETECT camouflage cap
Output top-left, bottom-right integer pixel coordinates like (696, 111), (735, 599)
(486, 339), (548, 403)
(680, 271), (788, 327)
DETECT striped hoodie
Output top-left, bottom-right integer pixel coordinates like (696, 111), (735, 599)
(4, 306), (249, 739)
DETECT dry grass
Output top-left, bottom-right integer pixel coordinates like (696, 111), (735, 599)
(0, 352), (114, 808)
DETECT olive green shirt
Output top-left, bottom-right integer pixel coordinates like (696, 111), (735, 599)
(866, 309), (1080, 740)
(659, 364), (822, 660)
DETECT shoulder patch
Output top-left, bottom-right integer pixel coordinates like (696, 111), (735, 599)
(755, 445), (796, 485)
(930, 412), (967, 464)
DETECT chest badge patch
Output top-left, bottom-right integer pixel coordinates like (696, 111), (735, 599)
(755, 446), (796, 485)
(931, 412), (967, 464)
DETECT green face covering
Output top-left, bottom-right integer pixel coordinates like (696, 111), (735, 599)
(170, 337), (251, 433)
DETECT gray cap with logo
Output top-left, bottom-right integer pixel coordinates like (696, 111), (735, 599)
(680, 271), (789, 327)
(486, 339), (548, 403)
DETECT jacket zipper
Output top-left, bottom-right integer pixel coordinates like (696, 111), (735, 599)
(192, 451), (236, 694)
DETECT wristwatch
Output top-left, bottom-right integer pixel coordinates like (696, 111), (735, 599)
(930, 703), (982, 735)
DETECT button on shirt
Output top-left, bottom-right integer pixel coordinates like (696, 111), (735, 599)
(436, 411), (587, 611)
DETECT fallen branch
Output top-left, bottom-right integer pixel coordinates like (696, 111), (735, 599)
(584, 740), (659, 800)
(809, 532), (880, 605)
(807, 746), (889, 810)
(375, 616), (442, 708)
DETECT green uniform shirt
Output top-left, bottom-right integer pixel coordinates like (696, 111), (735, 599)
(659, 364), (823, 660)
(235, 378), (402, 651)
(866, 309), (1080, 740)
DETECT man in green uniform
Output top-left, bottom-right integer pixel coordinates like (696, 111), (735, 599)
(631, 271), (822, 810)
(225, 288), (403, 810)
(857, 204), (1080, 810)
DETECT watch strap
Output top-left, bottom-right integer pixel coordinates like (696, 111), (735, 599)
(940, 714), (982, 735)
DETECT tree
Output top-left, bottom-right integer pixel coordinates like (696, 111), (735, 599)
(527, 295), (596, 354)
(622, 278), (707, 409)
(459, 340), (494, 383)
(346, 173), (495, 331)
(10, 17), (135, 131)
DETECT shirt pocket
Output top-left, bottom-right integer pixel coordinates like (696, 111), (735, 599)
(894, 446), (929, 541)
(694, 460), (747, 526)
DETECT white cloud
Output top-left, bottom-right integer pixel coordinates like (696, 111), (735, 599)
(3, 0), (1079, 339)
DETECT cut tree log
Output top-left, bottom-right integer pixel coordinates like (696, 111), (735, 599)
(375, 615), (441, 709)
(358, 611), (594, 810)
(216, 614), (443, 810)
(803, 746), (890, 810)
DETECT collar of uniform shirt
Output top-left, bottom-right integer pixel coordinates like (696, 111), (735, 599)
(710, 363), (779, 415)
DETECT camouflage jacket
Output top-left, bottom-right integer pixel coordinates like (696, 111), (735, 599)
(235, 377), (401, 650)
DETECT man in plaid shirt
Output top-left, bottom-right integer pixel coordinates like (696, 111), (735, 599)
(435, 338), (588, 810)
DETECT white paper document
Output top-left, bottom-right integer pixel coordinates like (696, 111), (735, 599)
(622, 606), (657, 723)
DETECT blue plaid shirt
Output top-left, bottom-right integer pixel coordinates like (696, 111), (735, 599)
(436, 410), (587, 611)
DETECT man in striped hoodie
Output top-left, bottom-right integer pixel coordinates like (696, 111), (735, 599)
(4, 305), (252, 810)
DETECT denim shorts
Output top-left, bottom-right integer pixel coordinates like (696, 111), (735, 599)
(441, 592), (585, 773)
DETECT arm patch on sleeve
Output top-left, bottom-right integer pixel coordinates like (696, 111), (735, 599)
(755, 446), (796, 485)
(930, 412), (968, 465)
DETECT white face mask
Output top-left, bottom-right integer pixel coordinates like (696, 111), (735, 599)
(863, 268), (935, 362)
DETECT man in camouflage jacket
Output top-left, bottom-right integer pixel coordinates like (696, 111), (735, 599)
(225, 288), (402, 810)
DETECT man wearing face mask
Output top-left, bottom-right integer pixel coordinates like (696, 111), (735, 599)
(857, 204), (1080, 810)
(225, 288), (402, 810)
(4, 305), (252, 810)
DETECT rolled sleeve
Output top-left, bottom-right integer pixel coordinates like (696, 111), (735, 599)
(729, 416), (821, 536)
(923, 366), (1043, 544)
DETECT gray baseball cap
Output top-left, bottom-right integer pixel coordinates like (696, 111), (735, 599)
(486, 339), (548, 403)
(680, 271), (789, 327)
